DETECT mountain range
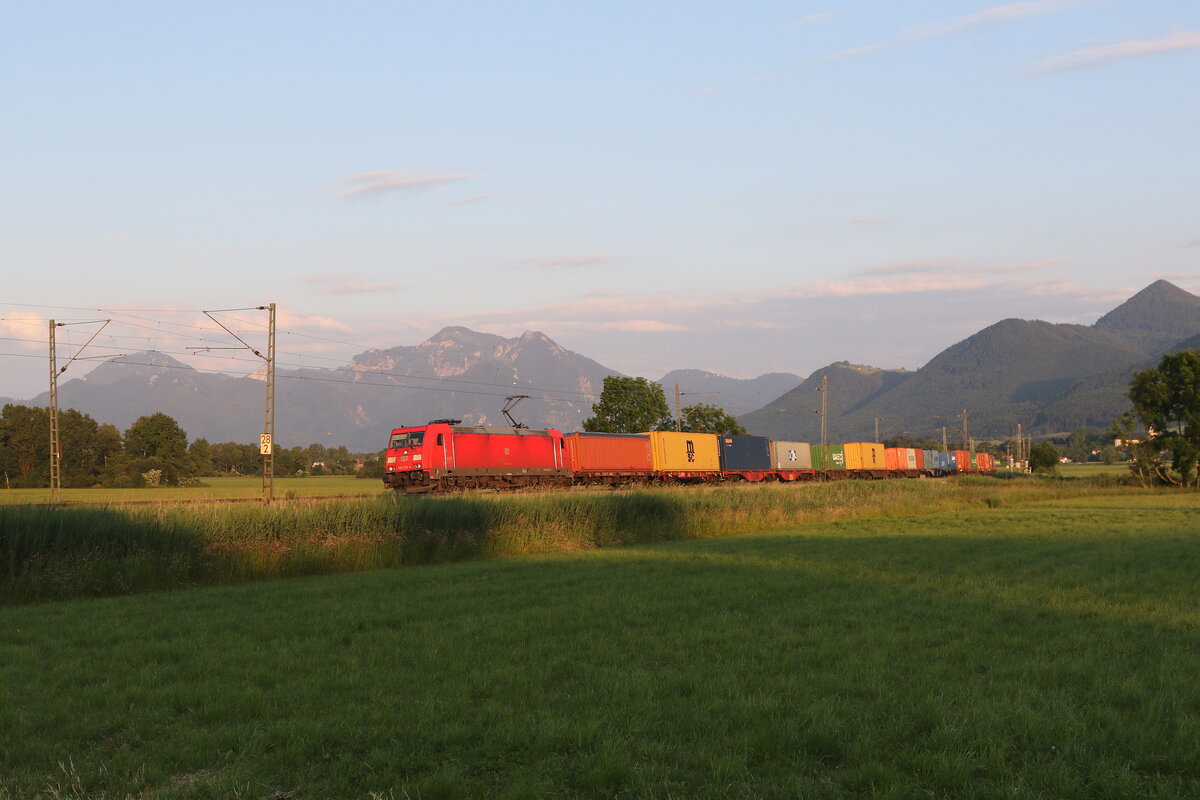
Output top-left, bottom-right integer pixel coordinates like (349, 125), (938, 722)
(742, 280), (1200, 441)
(17, 279), (1200, 449)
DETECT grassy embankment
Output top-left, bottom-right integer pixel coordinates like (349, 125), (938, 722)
(0, 475), (387, 506)
(1, 490), (1197, 798)
(1, 475), (1131, 605)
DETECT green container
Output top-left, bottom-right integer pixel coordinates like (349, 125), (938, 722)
(971, 453), (979, 471)
(811, 444), (846, 470)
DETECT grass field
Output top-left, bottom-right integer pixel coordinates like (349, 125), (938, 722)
(1056, 462), (1134, 478)
(0, 475), (387, 506)
(2, 489), (1198, 798)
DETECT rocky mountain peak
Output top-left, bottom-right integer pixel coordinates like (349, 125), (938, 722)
(82, 351), (194, 386)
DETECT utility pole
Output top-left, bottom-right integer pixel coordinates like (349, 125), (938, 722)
(262, 302), (276, 503)
(961, 409), (969, 451)
(48, 318), (112, 504)
(192, 304), (276, 503)
(814, 374), (829, 468)
(49, 320), (59, 505)
(874, 417), (881, 443)
(941, 426), (947, 451)
(1016, 423), (1023, 471)
(674, 383), (682, 433)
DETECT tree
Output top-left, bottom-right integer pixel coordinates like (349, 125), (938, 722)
(583, 377), (672, 434)
(678, 403), (747, 435)
(123, 413), (191, 484)
(0, 404), (118, 488)
(1128, 350), (1200, 486)
(1029, 442), (1059, 474)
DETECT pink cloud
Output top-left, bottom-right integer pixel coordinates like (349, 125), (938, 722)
(333, 169), (477, 201)
(1030, 30), (1200, 75)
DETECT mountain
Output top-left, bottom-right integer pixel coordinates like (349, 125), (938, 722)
(657, 369), (802, 417)
(21, 280), (1200, 449)
(34, 328), (624, 451)
(740, 363), (911, 441)
(741, 280), (1200, 441)
(1093, 279), (1200, 354)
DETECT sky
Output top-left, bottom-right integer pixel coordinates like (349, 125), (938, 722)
(2, 0), (1199, 401)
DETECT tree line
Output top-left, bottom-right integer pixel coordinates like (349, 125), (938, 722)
(0, 405), (380, 488)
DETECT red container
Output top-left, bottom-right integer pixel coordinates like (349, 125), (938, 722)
(565, 432), (653, 475)
(913, 449), (926, 470)
(885, 448), (902, 471)
(952, 449), (972, 472)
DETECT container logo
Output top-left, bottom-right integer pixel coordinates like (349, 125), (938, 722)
(787, 449), (797, 461)
(686, 440), (695, 463)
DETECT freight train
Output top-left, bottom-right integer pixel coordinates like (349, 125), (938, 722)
(382, 420), (996, 493)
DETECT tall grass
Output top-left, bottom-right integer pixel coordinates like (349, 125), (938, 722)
(0, 476), (1149, 604)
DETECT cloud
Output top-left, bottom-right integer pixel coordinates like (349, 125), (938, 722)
(520, 255), (605, 268)
(904, 0), (1074, 41)
(548, 319), (688, 333)
(302, 275), (402, 295)
(333, 169), (477, 201)
(788, 12), (833, 29)
(853, 259), (1063, 277)
(0, 311), (48, 351)
(275, 309), (354, 333)
(448, 194), (494, 207)
(695, 1), (1077, 95)
(1029, 30), (1200, 76)
(852, 217), (888, 225)
(825, 0), (1076, 61)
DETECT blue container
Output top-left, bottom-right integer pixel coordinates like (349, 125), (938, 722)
(922, 449), (938, 471)
(718, 435), (773, 471)
(947, 452), (958, 471)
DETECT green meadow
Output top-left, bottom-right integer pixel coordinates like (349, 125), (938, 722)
(0, 475), (387, 506)
(1, 480), (1198, 798)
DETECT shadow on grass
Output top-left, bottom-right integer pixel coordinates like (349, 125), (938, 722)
(2, 517), (1197, 799)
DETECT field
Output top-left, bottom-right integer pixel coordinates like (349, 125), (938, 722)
(0, 475), (387, 506)
(1056, 462), (1134, 478)
(2, 481), (1198, 798)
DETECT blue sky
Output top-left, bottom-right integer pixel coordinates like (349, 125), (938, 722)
(2, 1), (1198, 400)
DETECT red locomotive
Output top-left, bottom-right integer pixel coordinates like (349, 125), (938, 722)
(382, 419), (570, 493)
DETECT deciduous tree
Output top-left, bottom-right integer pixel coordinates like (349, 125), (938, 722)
(583, 377), (672, 434)
(678, 403), (747, 435)
(1127, 350), (1200, 486)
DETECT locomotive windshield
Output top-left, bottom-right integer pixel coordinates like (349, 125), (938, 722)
(389, 431), (425, 450)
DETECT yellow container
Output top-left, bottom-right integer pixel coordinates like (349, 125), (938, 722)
(844, 442), (886, 470)
(645, 431), (720, 472)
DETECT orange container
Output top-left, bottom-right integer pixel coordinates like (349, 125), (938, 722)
(885, 448), (902, 471)
(564, 432), (652, 474)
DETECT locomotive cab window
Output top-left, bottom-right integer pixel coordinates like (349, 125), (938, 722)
(390, 432), (425, 449)
(436, 434), (444, 446)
